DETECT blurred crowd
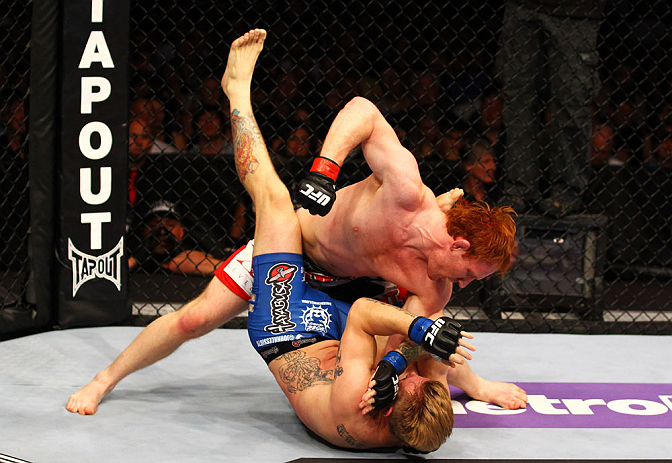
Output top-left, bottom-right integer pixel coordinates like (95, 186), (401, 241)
(1, 0), (671, 275)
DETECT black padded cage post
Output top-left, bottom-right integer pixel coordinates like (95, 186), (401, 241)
(56, 0), (131, 328)
(26, 0), (60, 333)
(0, 0), (54, 340)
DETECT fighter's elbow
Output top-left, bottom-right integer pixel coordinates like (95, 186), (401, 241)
(344, 96), (377, 117)
(346, 95), (372, 106)
(404, 296), (442, 319)
(348, 298), (374, 328)
(349, 298), (367, 317)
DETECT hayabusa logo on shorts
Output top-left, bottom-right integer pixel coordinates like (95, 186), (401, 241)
(264, 263), (298, 334)
(68, 237), (124, 297)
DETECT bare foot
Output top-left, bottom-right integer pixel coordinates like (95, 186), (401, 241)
(66, 377), (111, 415)
(473, 379), (527, 410)
(221, 29), (267, 97)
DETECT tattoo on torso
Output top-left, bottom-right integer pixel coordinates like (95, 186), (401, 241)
(230, 108), (260, 180)
(278, 350), (336, 393)
(336, 423), (365, 449)
(334, 344), (344, 379)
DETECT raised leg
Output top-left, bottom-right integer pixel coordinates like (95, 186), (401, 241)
(221, 29), (300, 256)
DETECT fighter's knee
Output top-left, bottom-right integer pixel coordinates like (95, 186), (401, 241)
(267, 185), (293, 206)
(175, 307), (214, 339)
(256, 185), (294, 214)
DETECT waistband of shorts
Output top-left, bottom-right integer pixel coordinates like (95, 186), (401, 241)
(253, 252), (304, 266)
(257, 335), (330, 364)
(303, 256), (355, 286)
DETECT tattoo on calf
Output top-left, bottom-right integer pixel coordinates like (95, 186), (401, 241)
(231, 109), (260, 180)
(278, 351), (335, 393)
(337, 424), (365, 449)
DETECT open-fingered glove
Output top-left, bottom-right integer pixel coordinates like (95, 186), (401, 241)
(371, 351), (407, 410)
(408, 316), (463, 361)
(294, 156), (340, 216)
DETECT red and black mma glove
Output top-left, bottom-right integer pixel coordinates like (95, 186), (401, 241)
(408, 316), (463, 361)
(371, 350), (407, 410)
(294, 156), (340, 216)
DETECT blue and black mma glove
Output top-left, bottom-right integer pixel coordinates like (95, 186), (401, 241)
(294, 156), (340, 216)
(408, 316), (463, 361)
(371, 350), (407, 410)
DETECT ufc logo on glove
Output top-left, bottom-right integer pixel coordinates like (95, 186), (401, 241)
(424, 318), (445, 346)
(293, 157), (339, 216)
(299, 184), (331, 206)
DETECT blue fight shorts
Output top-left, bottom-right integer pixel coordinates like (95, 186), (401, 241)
(248, 252), (351, 364)
(215, 239), (409, 306)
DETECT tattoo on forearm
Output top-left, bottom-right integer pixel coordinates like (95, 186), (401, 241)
(336, 423), (365, 449)
(397, 340), (428, 364)
(362, 297), (411, 315)
(230, 108), (260, 180)
(278, 351), (335, 393)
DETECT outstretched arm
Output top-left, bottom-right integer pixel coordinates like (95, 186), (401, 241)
(161, 250), (224, 275)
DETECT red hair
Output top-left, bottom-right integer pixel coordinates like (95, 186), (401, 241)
(445, 199), (516, 273)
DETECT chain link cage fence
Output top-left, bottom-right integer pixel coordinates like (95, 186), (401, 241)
(2, 0), (671, 335)
(1, 2), (32, 333)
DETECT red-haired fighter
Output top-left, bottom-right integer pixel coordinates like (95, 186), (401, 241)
(66, 30), (526, 417)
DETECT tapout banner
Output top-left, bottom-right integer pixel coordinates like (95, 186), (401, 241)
(58, 0), (130, 327)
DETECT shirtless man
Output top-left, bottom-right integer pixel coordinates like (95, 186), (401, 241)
(66, 29), (525, 415)
(204, 31), (477, 450)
